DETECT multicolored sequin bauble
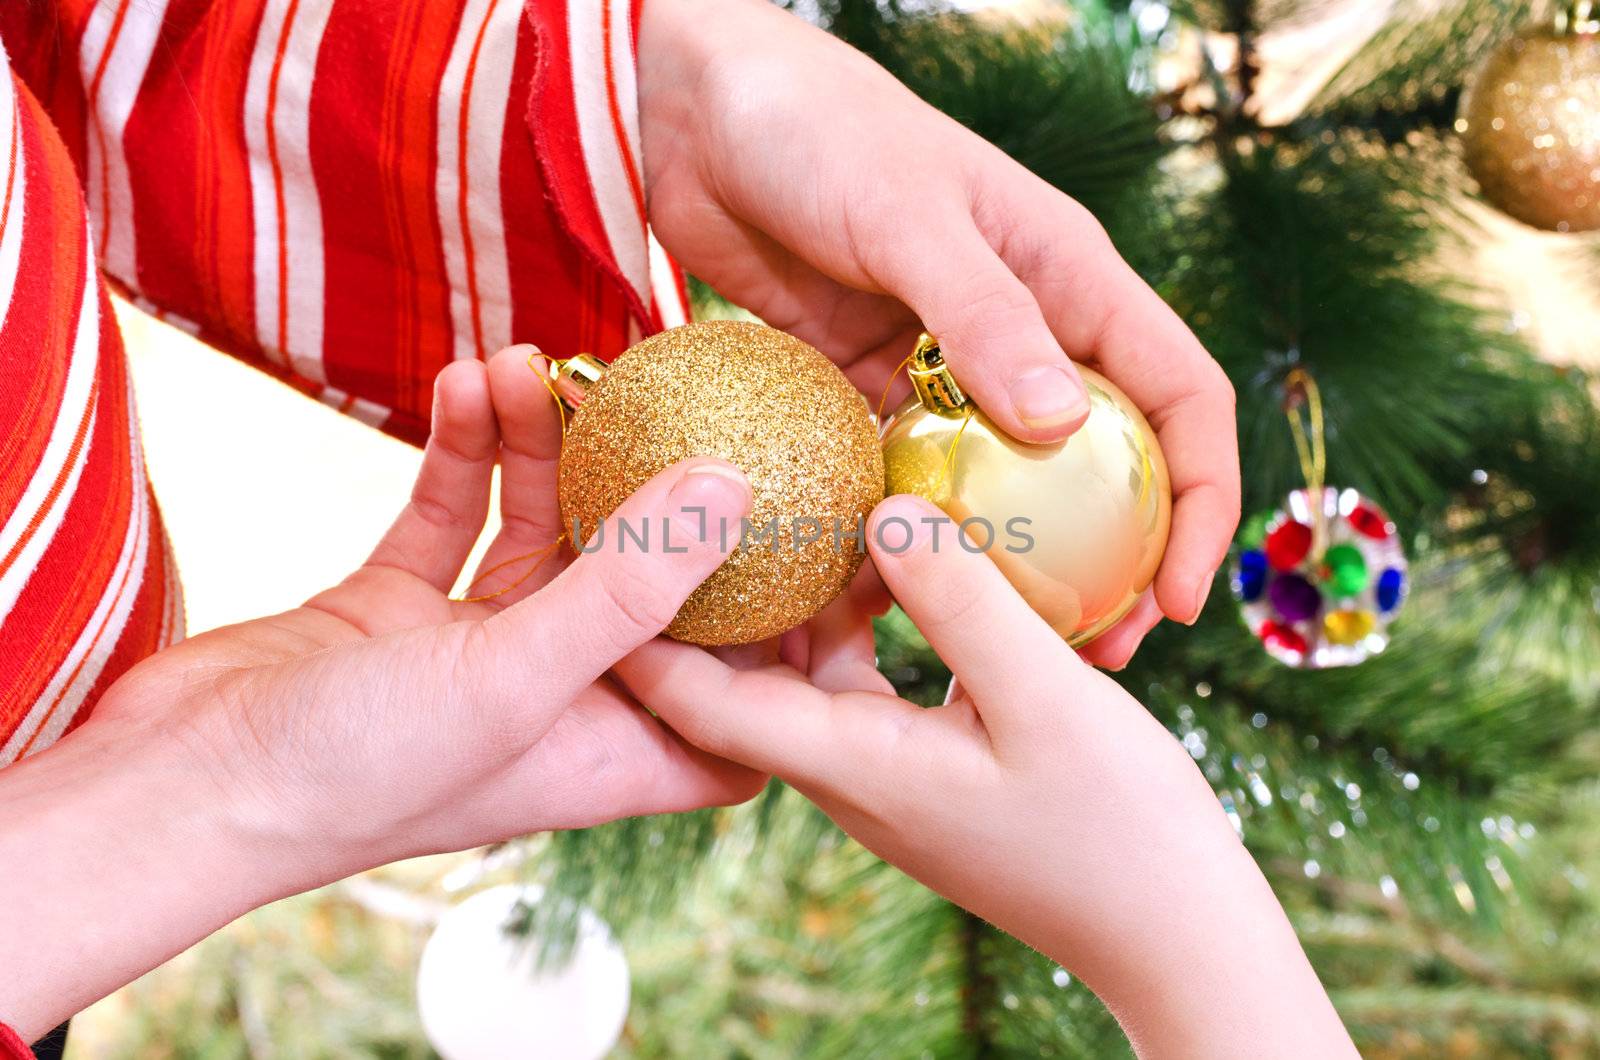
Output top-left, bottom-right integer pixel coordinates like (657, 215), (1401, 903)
(1457, 19), (1600, 232)
(1231, 487), (1407, 668)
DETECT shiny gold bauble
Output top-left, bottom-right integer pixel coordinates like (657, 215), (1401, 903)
(558, 320), (885, 646)
(1458, 23), (1600, 232)
(880, 339), (1171, 648)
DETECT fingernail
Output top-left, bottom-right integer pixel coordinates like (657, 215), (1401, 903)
(1188, 571), (1216, 624)
(669, 463), (750, 543)
(1008, 366), (1089, 433)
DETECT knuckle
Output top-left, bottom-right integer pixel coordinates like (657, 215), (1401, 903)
(682, 709), (733, 758)
(920, 569), (990, 632)
(1203, 359), (1236, 412)
(677, 676), (748, 759)
(497, 510), (565, 550)
(1058, 197), (1112, 249)
(1010, 193), (1114, 276)
(407, 490), (472, 534)
(572, 716), (625, 781)
(944, 275), (1039, 340)
(595, 560), (680, 641)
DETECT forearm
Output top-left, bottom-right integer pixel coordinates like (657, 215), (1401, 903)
(0, 718), (309, 1040)
(1084, 835), (1352, 1058)
(1035, 746), (1354, 1059)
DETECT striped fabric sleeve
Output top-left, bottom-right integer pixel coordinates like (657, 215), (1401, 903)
(0, 1019), (30, 1059)
(0, 0), (686, 760)
(0, 0), (689, 444)
(0, 50), (182, 766)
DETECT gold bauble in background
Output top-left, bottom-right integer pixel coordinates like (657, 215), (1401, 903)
(558, 320), (885, 646)
(880, 336), (1171, 648)
(1458, 21), (1600, 232)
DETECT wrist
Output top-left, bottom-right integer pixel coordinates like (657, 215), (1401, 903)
(637, 0), (717, 202)
(637, 0), (786, 207)
(2, 712), (312, 896)
(0, 716), (333, 1036)
(1054, 768), (1353, 1057)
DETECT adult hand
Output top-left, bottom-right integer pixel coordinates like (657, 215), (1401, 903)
(638, 0), (1240, 664)
(0, 348), (762, 1038)
(617, 495), (1354, 1059)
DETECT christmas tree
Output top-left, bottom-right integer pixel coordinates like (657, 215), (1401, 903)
(498, 1), (1600, 1055)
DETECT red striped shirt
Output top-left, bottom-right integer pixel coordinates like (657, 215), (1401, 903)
(0, 0), (689, 763)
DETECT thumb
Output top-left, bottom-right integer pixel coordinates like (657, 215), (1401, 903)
(871, 223), (1088, 444)
(474, 458), (751, 705)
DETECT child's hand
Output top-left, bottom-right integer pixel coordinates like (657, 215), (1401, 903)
(617, 495), (1355, 1059)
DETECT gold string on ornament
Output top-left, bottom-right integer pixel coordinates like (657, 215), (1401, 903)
(455, 538), (565, 603)
(874, 350), (918, 426)
(452, 351), (574, 605)
(1282, 367), (1328, 557)
(936, 408), (976, 495)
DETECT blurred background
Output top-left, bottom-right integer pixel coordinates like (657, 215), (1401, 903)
(75, 0), (1600, 1056)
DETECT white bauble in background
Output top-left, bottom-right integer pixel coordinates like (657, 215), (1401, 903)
(416, 886), (629, 1060)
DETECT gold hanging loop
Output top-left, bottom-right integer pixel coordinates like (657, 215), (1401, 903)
(455, 537), (566, 604)
(874, 351), (918, 428)
(1283, 367), (1328, 556)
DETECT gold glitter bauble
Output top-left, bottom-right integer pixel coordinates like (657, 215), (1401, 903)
(1458, 25), (1600, 232)
(880, 337), (1170, 649)
(558, 320), (885, 646)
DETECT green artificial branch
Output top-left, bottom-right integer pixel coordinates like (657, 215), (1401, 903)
(958, 909), (998, 1057)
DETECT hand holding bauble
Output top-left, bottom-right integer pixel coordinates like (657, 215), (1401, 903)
(879, 335), (1172, 649)
(556, 321), (885, 645)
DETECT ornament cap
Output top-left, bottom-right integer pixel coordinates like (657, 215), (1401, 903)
(909, 334), (971, 417)
(550, 353), (608, 410)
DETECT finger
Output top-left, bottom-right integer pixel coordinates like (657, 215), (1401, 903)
(470, 345), (568, 604)
(867, 494), (1082, 737)
(527, 681), (766, 826)
(865, 216), (1090, 444)
(847, 559), (893, 618)
(778, 560), (890, 677)
(806, 588), (893, 696)
(778, 625), (810, 672)
(986, 181), (1240, 623)
(1076, 591), (1163, 671)
(711, 639), (783, 672)
(472, 458), (751, 705)
(1160, 476), (1237, 625)
(615, 640), (828, 780)
(364, 360), (498, 590)
(1088, 288), (1237, 624)
(615, 637), (907, 793)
